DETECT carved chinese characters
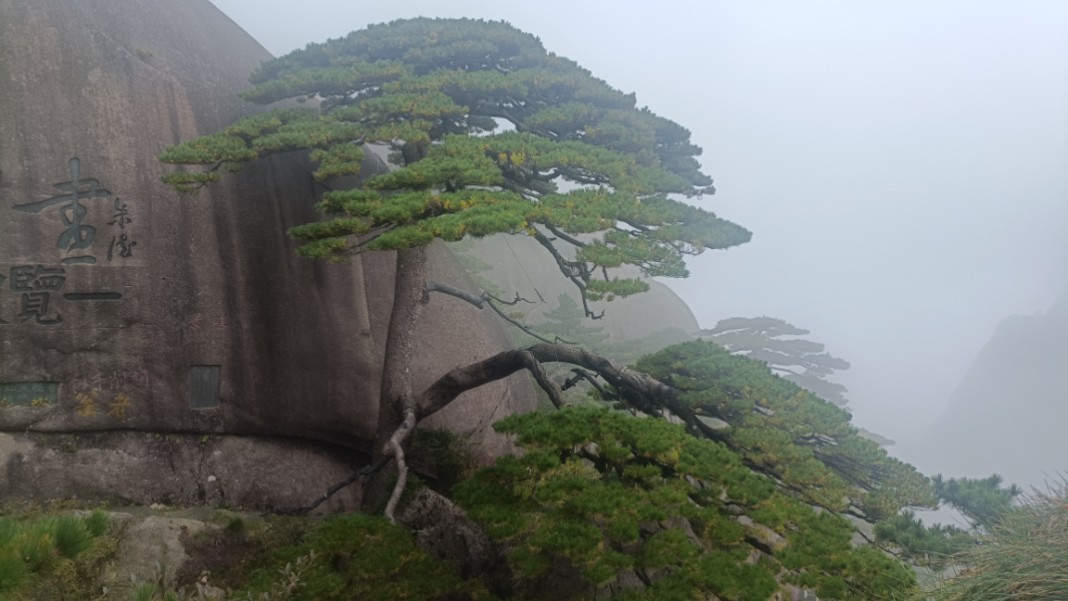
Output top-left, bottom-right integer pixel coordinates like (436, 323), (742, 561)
(10, 264), (66, 324)
(3, 157), (134, 325)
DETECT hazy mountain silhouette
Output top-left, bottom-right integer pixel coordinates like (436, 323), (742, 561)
(919, 289), (1068, 489)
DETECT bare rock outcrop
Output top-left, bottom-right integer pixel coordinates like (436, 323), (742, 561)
(0, 0), (535, 507)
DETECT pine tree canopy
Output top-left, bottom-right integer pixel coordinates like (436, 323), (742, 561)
(932, 474), (1022, 531)
(453, 340), (937, 599)
(159, 17), (751, 312)
(633, 341), (934, 522)
(703, 316), (852, 407)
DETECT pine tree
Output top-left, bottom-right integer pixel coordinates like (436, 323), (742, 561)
(703, 316), (852, 407)
(932, 474), (1022, 531)
(160, 17), (750, 510)
(158, 19), (937, 598)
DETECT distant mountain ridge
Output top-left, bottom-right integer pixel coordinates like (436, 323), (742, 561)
(920, 290), (1068, 488)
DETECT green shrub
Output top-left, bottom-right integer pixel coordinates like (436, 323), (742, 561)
(15, 524), (57, 572)
(235, 513), (491, 601)
(130, 583), (155, 601)
(52, 516), (92, 558)
(409, 428), (475, 495)
(0, 550), (28, 592)
(225, 516), (246, 535)
(0, 517), (17, 547)
(84, 509), (109, 537)
(875, 510), (974, 566)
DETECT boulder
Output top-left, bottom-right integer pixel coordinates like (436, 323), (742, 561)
(109, 514), (214, 590)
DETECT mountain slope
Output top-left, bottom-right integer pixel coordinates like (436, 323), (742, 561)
(921, 290), (1068, 488)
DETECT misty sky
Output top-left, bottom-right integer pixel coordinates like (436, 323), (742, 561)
(211, 0), (1068, 470)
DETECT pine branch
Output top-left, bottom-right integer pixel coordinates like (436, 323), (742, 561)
(423, 281), (565, 344)
(544, 223), (587, 248)
(563, 368), (617, 401)
(530, 229), (604, 319)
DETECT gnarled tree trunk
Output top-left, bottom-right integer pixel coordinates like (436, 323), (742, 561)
(362, 245), (428, 511)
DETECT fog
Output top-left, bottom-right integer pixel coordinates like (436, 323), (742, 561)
(212, 0), (1068, 480)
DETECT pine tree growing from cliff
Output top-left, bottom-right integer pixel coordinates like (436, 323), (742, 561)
(161, 19), (937, 599)
(160, 17), (749, 507)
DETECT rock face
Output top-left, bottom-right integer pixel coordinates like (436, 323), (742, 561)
(0, 0), (535, 507)
(0, 431), (364, 511)
(920, 290), (1068, 489)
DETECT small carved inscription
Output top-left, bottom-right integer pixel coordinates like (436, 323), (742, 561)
(108, 391), (133, 418)
(106, 197), (137, 260)
(0, 381), (59, 406)
(74, 389), (100, 417)
(69, 368), (150, 393)
(185, 313), (230, 333)
(73, 389), (136, 419)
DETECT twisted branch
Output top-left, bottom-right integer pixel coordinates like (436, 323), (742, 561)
(423, 281), (571, 344)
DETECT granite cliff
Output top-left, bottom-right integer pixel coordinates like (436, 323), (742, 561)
(0, 0), (536, 510)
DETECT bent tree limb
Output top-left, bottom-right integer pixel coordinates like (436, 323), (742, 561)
(424, 280), (570, 345)
(315, 339), (776, 521)
(380, 347), (569, 522)
(376, 343), (691, 522)
(361, 281), (717, 523)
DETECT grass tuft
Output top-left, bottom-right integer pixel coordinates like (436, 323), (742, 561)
(16, 524), (56, 572)
(52, 516), (92, 558)
(84, 510), (109, 537)
(0, 550), (28, 592)
(0, 518), (17, 547)
(921, 484), (1068, 600)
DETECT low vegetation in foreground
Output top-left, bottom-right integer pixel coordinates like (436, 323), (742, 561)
(5, 463), (1065, 600)
(915, 485), (1068, 600)
(0, 508), (109, 598)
